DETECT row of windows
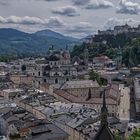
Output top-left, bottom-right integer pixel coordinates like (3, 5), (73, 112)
(43, 78), (69, 84)
(49, 61), (70, 65)
(33, 70), (76, 77)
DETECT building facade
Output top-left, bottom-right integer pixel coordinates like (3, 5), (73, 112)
(32, 49), (78, 88)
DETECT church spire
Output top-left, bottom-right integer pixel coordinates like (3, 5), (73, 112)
(94, 89), (115, 140)
(101, 89), (108, 126)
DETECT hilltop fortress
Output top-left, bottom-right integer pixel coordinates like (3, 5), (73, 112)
(86, 24), (140, 44)
(98, 24), (140, 36)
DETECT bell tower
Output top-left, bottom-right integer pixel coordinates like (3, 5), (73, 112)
(116, 45), (122, 69)
(64, 45), (70, 65)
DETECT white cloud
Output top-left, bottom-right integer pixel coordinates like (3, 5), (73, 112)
(64, 22), (95, 34)
(52, 6), (79, 17)
(86, 0), (113, 9)
(117, 0), (140, 15)
(0, 16), (64, 27)
(0, 0), (9, 6)
(0, 16), (45, 25)
(63, 22), (96, 37)
(72, 0), (90, 6)
(47, 17), (65, 27)
(45, 0), (60, 1)
(0, 15), (96, 37)
(104, 17), (140, 29)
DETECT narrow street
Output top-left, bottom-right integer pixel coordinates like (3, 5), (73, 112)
(118, 84), (130, 121)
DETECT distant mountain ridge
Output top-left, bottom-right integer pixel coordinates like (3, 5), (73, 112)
(0, 28), (79, 55)
(35, 29), (78, 41)
(35, 29), (66, 39)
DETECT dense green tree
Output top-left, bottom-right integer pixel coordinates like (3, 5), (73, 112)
(113, 133), (124, 140)
(128, 129), (140, 140)
(72, 36), (140, 67)
(122, 38), (140, 67)
(89, 70), (107, 86)
(114, 129), (140, 140)
(0, 55), (17, 62)
(71, 42), (114, 61)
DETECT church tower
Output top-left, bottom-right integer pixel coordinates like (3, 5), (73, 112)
(94, 89), (115, 140)
(83, 45), (89, 66)
(116, 45), (122, 69)
(63, 45), (71, 65)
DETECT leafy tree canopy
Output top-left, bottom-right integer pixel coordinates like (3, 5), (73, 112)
(89, 70), (107, 86)
(72, 36), (140, 67)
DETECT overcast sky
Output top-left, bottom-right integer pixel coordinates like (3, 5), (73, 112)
(0, 0), (140, 38)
